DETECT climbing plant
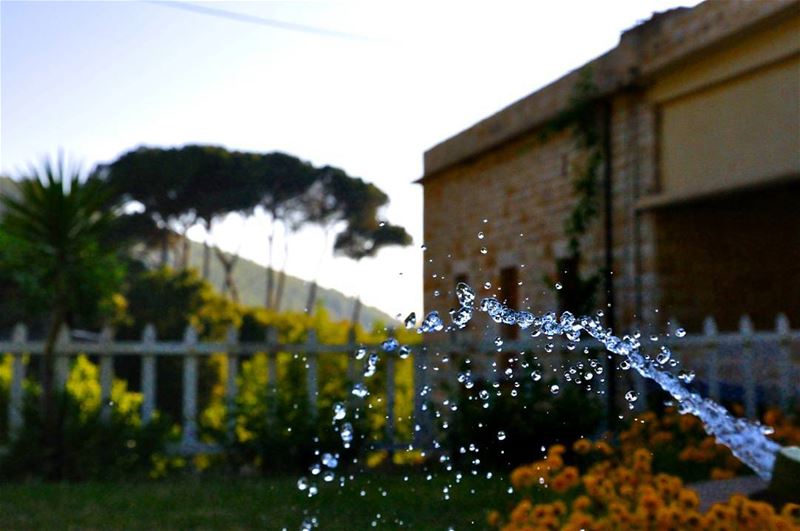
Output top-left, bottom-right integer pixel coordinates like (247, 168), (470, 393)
(540, 67), (605, 316)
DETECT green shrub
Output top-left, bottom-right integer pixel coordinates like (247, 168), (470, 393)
(445, 370), (605, 471)
(0, 355), (175, 481)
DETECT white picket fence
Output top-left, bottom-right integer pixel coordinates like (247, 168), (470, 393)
(1, 314), (798, 454)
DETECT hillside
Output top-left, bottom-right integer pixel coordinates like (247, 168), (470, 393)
(185, 240), (394, 328)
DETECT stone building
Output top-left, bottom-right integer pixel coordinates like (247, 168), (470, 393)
(419, 0), (800, 335)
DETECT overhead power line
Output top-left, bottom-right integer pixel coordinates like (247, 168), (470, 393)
(145, 1), (375, 42)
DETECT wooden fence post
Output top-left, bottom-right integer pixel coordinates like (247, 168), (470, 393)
(54, 325), (70, 391)
(265, 326), (278, 420)
(413, 347), (430, 448)
(225, 325), (239, 436)
(305, 330), (318, 416)
(704, 316), (720, 402)
(776, 314), (793, 411)
(181, 325), (199, 448)
(141, 324), (157, 424)
(740, 315), (757, 419)
(632, 320), (647, 412)
(384, 328), (396, 447)
(8, 323), (27, 438)
(99, 326), (114, 422)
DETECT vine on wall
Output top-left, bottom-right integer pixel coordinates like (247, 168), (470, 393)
(541, 67), (606, 316)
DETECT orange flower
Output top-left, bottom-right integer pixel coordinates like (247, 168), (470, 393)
(572, 495), (592, 512)
(510, 499), (533, 524)
(551, 474), (569, 493)
(710, 467), (735, 480)
(511, 466), (536, 489)
(678, 488), (699, 509)
(650, 431), (674, 446)
(573, 438), (591, 455)
(593, 440), (614, 456)
(547, 444), (566, 458)
(781, 502), (800, 521)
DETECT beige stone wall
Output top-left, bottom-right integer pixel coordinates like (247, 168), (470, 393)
(420, 0), (800, 336)
(422, 126), (615, 338)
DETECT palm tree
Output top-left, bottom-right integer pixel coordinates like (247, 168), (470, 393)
(0, 155), (123, 475)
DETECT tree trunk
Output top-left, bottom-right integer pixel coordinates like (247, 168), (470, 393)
(202, 220), (212, 280)
(160, 232), (169, 267)
(265, 222), (276, 309)
(305, 281), (318, 314)
(181, 232), (190, 270)
(304, 228), (330, 315)
(274, 238), (290, 312)
(350, 296), (362, 329)
(216, 247), (240, 303)
(41, 306), (65, 479)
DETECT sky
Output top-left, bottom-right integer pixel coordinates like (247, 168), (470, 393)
(1, 0), (700, 320)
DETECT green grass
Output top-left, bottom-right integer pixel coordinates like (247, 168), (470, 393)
(0, 472), (515, 530)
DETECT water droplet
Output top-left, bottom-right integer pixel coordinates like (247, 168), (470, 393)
(297, 477), (309, 490)
(483, 282), (491, 289)
(480, 247), (488, 255)
(352, 383), (369, 398)
(656, 346), (671, 365)
(678, 369), (695, 383)
(310, 463), (321, 475)
(497, 431), (506, 441)
(550, 384), (560, 395)
(479, 390), (490, 400)
(381, 338), (399, 352)
(554, 282), (563, 290)
(675, 327), (686, 338)
(421, 244), (427, 251)
(322, 470), (335, 482)
(531, 370), (542, 381)
(404, 312), (417, 329)
(340, 422), (354, 444)
(455, 282), (476, 306)
(494, 337), (503, 347)
(322, 453), (338, 468)
(418, 311), (444, 333)
(355, 347), (367, 360)
(450, 306), (473, 328)
(625, 390), (639, 402)
(333, 402), (346, 421)
(398, 345), (411, 359)
(477, 231), (484, 239)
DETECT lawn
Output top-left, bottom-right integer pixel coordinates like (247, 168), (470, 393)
(0, 472), (514, 529)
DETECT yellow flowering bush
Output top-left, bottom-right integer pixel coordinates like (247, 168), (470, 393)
(491, 443), (800, 530)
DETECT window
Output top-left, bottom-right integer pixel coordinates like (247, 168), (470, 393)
(499, 267), (519, 340)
